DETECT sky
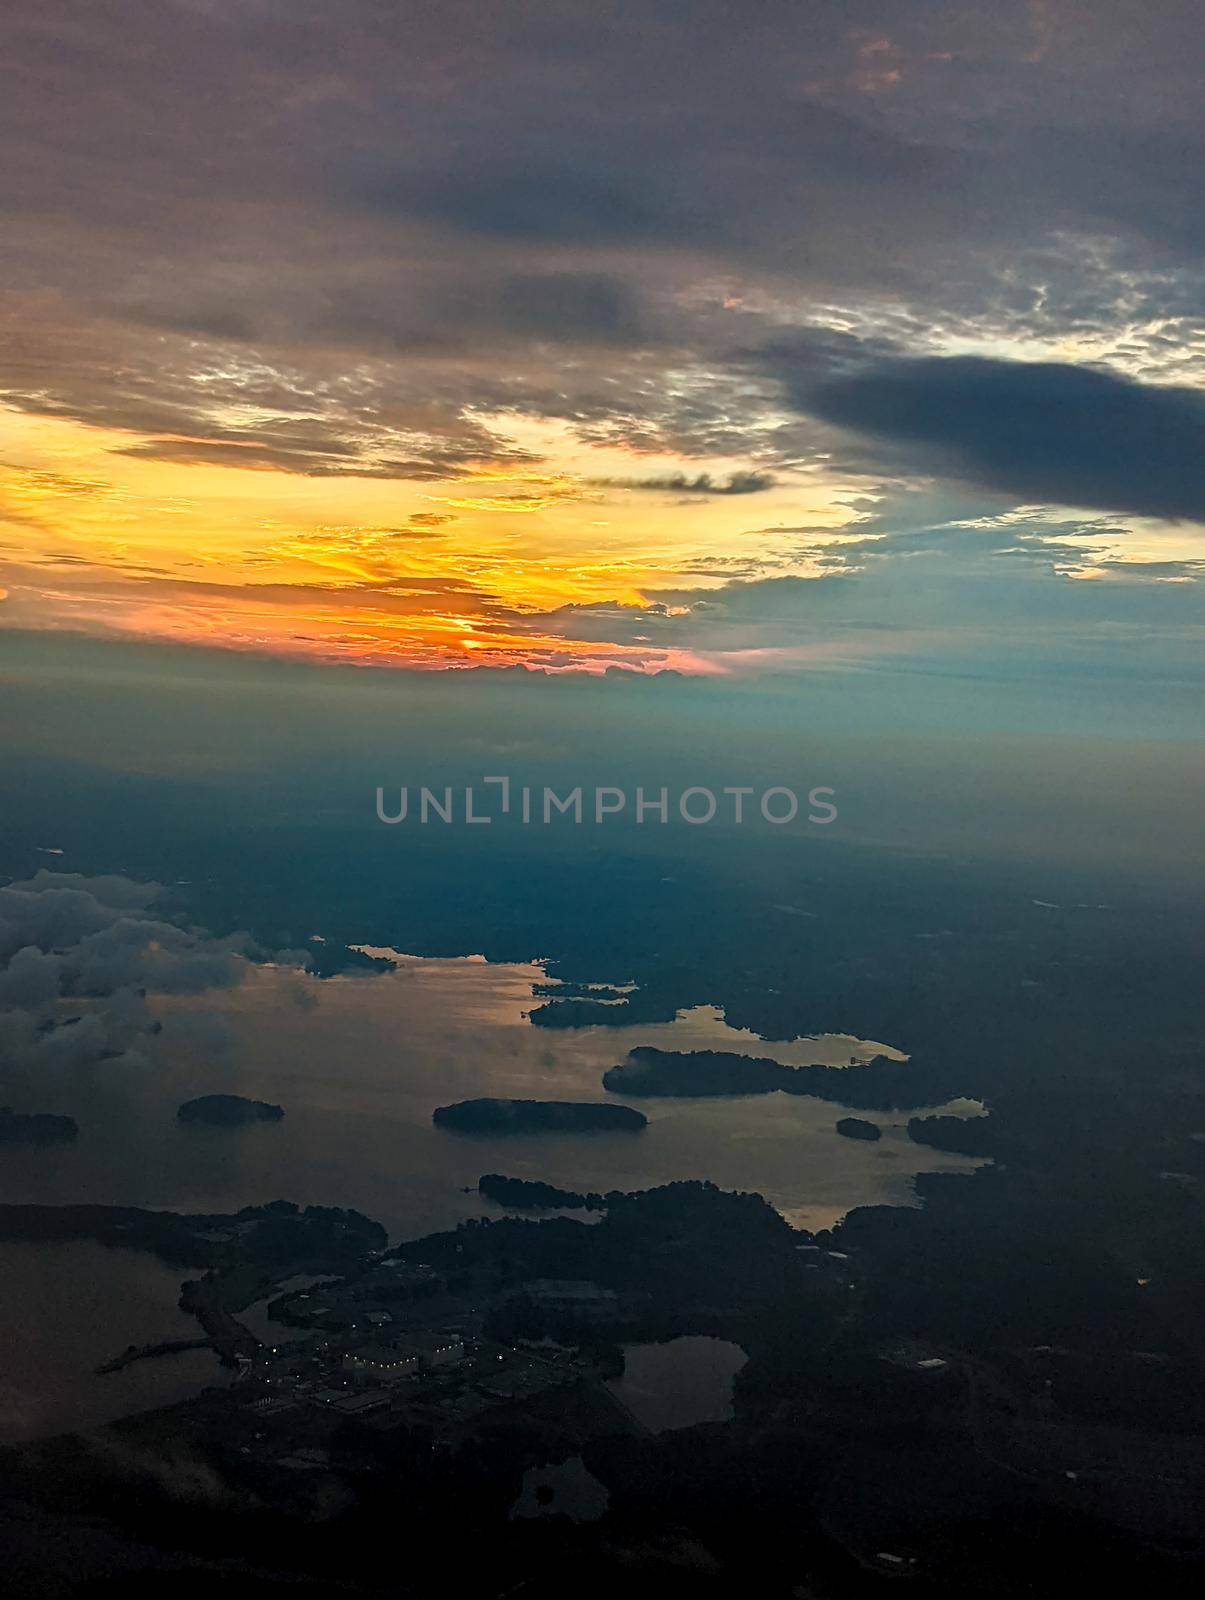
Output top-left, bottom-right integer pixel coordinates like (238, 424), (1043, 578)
(2, 0), (1204, 679)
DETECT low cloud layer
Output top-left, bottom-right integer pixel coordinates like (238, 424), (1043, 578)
(510, 492), (1205, 682)
(0, 870), (289, 1076)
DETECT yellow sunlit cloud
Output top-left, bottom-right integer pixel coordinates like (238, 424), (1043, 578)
(0, 401), (846, 671)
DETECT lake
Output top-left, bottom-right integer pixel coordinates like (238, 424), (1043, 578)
(0, 952), (981, 1440)
(0, 1240), (230, 1443)
(0, 951), (982, 1240)
(608, 1336), (748, 1433)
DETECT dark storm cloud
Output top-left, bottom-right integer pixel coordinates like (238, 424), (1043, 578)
(591, 471), (778, 496)
(805, 357), (1205, 522)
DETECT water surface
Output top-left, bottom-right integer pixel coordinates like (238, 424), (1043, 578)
(608, 1336), (748, 1433)
(0, 1240), (229, 1443)
(0, 953), (981, 1238)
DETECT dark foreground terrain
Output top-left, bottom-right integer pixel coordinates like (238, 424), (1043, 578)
(4, 1101), (1205, 1600)
(2, 760), (1204, 1596)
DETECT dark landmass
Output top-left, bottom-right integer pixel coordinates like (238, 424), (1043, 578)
(95, 1337), (213, 1375)
(909, 1114), (1002, 1157)
(604, 1045), (965, 1110)
(0, 1105), (78, 1145)
(434, 1098), (647, 1134)
(6, 1161), (1205, 1597)
(479, 1172), (607, 1211)
(835, 1116), (881, 1142)
(8, 639), (1205, 1593)
(4, 813), (1205, 1593)
(0, 1199), (384, 1271)
(397, 1178), (795, 1308)
(0, 1201), (218, 1265)
(178, 1094), (284, 1126)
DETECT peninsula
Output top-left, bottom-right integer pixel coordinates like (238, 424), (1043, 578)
(603, 1047), (963, 1111)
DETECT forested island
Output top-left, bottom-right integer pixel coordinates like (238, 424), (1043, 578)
(433, 1098), (647, 1133)
(836, 1116), (882, 1141)
(178, 1094), (284, 1126)
(0, 1106), (78, 1145)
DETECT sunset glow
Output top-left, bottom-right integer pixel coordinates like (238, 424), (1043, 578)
(3, 2), (1203, 678)
(1, 401), (856, 670)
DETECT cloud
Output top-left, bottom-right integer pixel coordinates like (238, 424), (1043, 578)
(0, 946), (62, 1010)
(0, 565), (508, 621)
(314, 269), (647, 349)
(110, 432), (533, 482)
(65, 917), (247, 997)
(4, 0), (1205, 497)
(804, 356), (1205, 522)
(361, 159), (689, 247)
(487, 272), (645, 345)
(506, 490), (1205, 675)
(3, 0), (1205, 678)
(0, 870), (301, 1077)
(591, 471), (778, 495)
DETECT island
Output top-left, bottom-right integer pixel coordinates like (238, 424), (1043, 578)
(0, 1106), (78, 1145)
(433, 1098), (646, 1134)
(177, 1094), (284, 1126)
(836, 1116), (882, 1141)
